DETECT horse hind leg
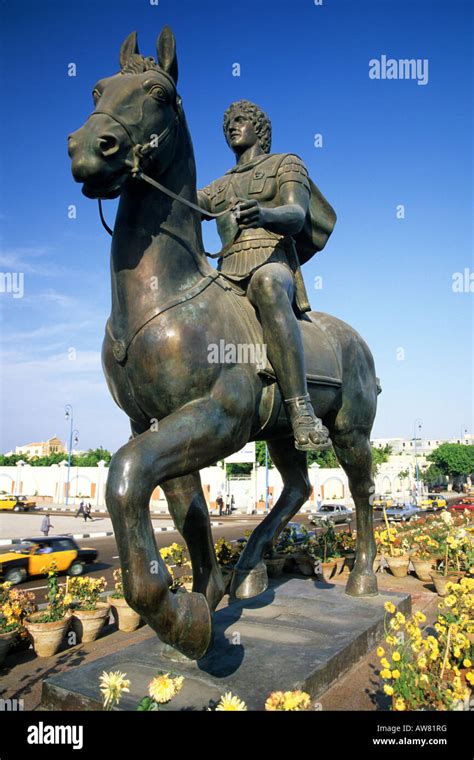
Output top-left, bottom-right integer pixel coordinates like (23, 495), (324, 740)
(230, 437), (311, 599)
(161, 473), (226, 611)
(332, 428), (378, 597)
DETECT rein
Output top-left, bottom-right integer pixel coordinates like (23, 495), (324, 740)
(93, 108), (236, 256)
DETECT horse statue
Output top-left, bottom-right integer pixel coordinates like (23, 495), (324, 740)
(68, 26), (380, 660)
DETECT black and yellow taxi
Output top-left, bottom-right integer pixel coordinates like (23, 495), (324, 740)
(0, 536), (99, 585)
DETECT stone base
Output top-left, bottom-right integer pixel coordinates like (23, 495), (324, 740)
(41, 577), (411, 711)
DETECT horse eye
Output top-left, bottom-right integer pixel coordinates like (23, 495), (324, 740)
(148, 85), (167, 101)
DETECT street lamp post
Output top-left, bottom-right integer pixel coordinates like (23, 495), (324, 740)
(64, 405), (79, 507)
(413, 418), (423, 502)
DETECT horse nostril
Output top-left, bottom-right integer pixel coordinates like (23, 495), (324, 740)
(97, 134), (120, 156)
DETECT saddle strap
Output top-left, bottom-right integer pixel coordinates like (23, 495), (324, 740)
(107, 271), (223, 363)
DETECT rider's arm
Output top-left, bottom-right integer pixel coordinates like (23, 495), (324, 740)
(234, 154), (310, 234)
(196, 184), (213, 221)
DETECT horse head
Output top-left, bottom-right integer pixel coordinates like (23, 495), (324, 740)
(68, 27), (181, 200)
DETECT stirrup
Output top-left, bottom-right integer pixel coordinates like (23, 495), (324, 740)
(284, 393), (332, 451)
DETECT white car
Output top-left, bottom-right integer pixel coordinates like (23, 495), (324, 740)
(311, 504), (353, 525)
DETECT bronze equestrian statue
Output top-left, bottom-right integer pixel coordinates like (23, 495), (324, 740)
(68, 26), (380, 660)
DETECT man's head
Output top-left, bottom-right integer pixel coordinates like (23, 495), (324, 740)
(223, 100), (271, 155)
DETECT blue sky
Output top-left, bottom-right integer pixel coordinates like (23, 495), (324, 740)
(0, 0), (472, 453)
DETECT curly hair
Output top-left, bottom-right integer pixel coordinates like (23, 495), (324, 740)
(223, 100), (272, 154)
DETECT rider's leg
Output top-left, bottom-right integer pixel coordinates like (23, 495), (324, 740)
(247, 263), (331, 450)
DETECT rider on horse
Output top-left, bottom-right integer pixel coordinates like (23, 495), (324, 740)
(198, 100), (337, 451)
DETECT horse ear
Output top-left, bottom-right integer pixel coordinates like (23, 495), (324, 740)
(119, 31), (139, 69)
(156, 26), (178, 84)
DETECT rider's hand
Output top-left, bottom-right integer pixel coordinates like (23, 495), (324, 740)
(232, 199), (267, 229)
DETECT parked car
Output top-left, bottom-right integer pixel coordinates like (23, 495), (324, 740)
(419, 495), (447, 511)
(385, 504), (421, 522)
(0, 536), (99, 585)
(0, 494), (36, 512)
(430, 485), (446, 494)
(311, 504), (353, 525)
(449, 498), (474, 512)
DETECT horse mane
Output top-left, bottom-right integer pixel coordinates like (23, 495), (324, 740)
(120, 55), (162, 75)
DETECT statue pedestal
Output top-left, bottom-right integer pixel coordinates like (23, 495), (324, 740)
(41, 577), (410, 711)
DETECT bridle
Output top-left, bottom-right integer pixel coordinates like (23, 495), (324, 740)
(90, 103), (231, 239)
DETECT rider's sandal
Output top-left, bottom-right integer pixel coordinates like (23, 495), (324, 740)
(284, 393), (332, 451)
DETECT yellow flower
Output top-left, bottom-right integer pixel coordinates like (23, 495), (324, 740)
(386, 635), (397, 646)
(216, 692), (247, 711)
(282, 691), (311, 711)
(414, 611), (426, 623)
(391, 669), (401, 679)
(384, 685), (394, 696)
(466, 672), (474, 685)
(445, 595), (456, 607)
(395, 612), (406, 625)
(380, 657), (390, 669)
(417, 656), (427, 670)
(389, 619), (400, 631)
(264, 691), (285, 711)
(377, 646), (385, 657)
(392, 651), (401, 662)
(380, 669), (392, 679)
(463, 659), (472, 668)
(384, 602), (396, 614)
(99, 670), (130, 710)
(148, 673), (184, 704)
(393, 697), (406, 711)
(419, 674), (429, 685)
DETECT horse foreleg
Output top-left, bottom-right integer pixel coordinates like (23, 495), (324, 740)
(332, 429), (378, 597)
(106, 396), (248, 659)
(161, 473), (225, 611)
(231, 437), (311, 599)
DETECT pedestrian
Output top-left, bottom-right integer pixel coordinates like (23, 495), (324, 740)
(225, 494), (231, 516)
(230, 494), (235, 513)
(216, 494), (224, 516)
(40, 513), (53, 536)
(84, 502), (93, 521)
(75, 500), (86, 519)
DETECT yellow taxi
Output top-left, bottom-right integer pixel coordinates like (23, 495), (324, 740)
(0, 495), (36, 511)
(419, 494), (447, 511)
(0, 536), (98, 585)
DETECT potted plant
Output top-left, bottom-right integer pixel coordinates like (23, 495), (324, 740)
(69, 575), (109, 643)
(306, 525), (339, 581)
(430, 531), (463, 596)
(160, 543), (193, 592)
(381, 512), (410, 577)
(410, 532), (441, 582)
(0, 582), (36, 666)
(263, 530), (294, 577)
(25, 563), (72, 657)
(108, 568), (141, 632)
(214, 538), (239, 592)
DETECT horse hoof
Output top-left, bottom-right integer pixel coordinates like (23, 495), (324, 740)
(148, 590), (212, 660)
(230, 562), (268, 600)
(345, 570), (378, 597)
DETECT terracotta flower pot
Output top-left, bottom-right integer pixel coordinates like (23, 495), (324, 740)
(71, 602), (110, 644)
(430, 572), (462, 597)
(386, 555), (410, 578)
(108, 596), (141, 633)
(0, 630), (16, 667)
(411, 557), (438, 582)
(25, 612), (71, 657)
(318, 560), (337, 582)
(265, 556), (286, 578)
